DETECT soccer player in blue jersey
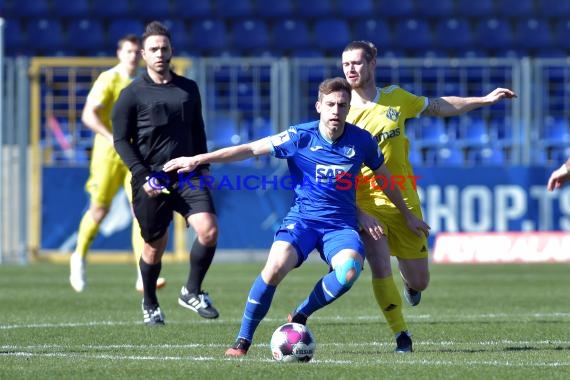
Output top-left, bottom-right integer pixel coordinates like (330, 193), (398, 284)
(163, 77), (430, 357)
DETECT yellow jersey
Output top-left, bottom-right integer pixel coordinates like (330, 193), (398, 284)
(347, 85), (427, 209)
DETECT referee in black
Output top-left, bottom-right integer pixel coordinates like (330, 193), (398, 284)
(113, 21), (219, 325)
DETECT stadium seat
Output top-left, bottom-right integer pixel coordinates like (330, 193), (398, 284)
(352, 19), (392, 51)
(537, 0), (570, 18)
(207, 113), (242, 150)
(541, 116), (570, 147)
(435, 147), (464, 166)
(67, 20), (106, 54)
(171, 0), (213, 18)
(554, 20), (570, 50)
(377, 0), (414, 18)
(474, 19), (514, 50)
(91, 0), (131, 18)
(514, 19), (553, 50)
(52, 0), (89, 18)
(107, 19), (145, 50)
(161, 20), (190, 53)
(189, 20), (229, 55)
(230, 20), (269, 53)
(4, 20), (26, 55)
(417, 117), (449, 148)
(393, 19), (432, 50)
(458, 116), (490, 148)
(299, 0), (334, 19)
(216, 0), (254, 19)
(336, 0), (375, 19)
(456, 0), (494, 17)
(271, 20), (312, 52)
(414, 0), (454, 18)
(131, 0), (171, 19)
(435, 18), (473, 50)
(312, 19), (352, 55)
(467, 147), (506, 165)
(495, 0), (535, 18)
(26, 19), (66, 53)
(408, 147), (423, 166)
(255, 0), (295, 19)
(4, 0), (50, 18)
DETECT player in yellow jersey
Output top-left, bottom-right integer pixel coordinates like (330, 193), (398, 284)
(69, 34), (166, 293)
(341, 40), (517, 352)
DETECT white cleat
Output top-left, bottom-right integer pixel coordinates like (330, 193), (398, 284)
(69, 252), (86, 292)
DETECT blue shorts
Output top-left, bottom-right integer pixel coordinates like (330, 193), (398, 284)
(274, 217), (364, 267)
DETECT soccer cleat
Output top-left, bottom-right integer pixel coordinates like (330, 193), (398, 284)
(69, 252), (86, 292)
(178, 287), (219, 319)
(225, 338), (251, 357)
(403, 283), (422, 306)
(287, 311), (308, 325)
(395, 331), (413, 353)
(135, 277), (167, 293)
(142, 302), (165, 326)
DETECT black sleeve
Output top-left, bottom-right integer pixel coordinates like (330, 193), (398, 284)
(112, 86), (152, 182)
(191, 81), (211, 172)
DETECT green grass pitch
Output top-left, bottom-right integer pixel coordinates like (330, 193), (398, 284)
(0, 260), (568, 379)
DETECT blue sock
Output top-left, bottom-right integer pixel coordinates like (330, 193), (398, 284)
(295, 270), (350, 317)
(237, 275), (276, 342)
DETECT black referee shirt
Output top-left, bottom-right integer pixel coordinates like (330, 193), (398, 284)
(113, 70), (209, 183)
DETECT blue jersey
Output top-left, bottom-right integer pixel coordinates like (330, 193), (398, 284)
(270, 121), (384, 228)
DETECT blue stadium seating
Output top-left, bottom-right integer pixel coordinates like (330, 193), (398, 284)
(352, 19), (392, 50)
(230, 20), (270, 53)
(90, 0), (130, 18)
(170, 0), (213, 18)
(467, 147), (506, 165)
(67, 19), (106, 54)
(206, 113), (242, 150)
(394, 19), (432, 50)
(161, 20), (190, 53)
(541, 116), (570, 147)
(216, 0), (254, 19)
(415, 0), (454, 18)
(107, 19), (145, 50)
(554, 20), (570, 50)
(189, 20), (229, 55)
(537, 0), (570, 18)
(456, 0), (494, 18)
(5, 0), (50, 18)
(4, 20), (26, 55)
(417, 117), (449, 148)
(271, 20), (312, 52)
(435, 18), (473, 50)
(131, 0), (171, 19)
(514, 19), (553, 50)
(255, 0), (295, 19)
(299, 0), (334, 19)
(475, 19), (514, 50)
(336, 0), (375, 19)
(425, 147), (464, 166)
(27, 19), (66, 52)
(313, 19), (352, 54)
(495, 0), (535, 18)
(52, 0), (90, 19)
(458, 116), (490, 148)
(377, 0), (414, 18)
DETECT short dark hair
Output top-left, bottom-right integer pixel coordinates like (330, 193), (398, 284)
(343, 40), (377, 62)
(117, 34), (140, 50)
(142, 21), (171, 46)
(318, 77), (352, 102)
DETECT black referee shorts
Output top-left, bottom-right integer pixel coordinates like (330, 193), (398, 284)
(131, 175), (216, 243)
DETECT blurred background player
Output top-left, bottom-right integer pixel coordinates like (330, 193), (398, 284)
(341, 40), (517, 352)
(163, 77), (430, 356)
(113, 21), (219, 325)
(69, 34), (166, 293)
(547, 158), (570, 191)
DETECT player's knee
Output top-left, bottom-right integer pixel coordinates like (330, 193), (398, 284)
(197, 225), (218, 246)
(334, 258), (362, 287)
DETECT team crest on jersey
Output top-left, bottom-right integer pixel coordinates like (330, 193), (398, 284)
(343, 145), (356, 158)
(386, 107), (400, 122)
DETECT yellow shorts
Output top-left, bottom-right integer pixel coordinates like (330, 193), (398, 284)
(85, 136), (132, 207)
(358, 202), (429, 260)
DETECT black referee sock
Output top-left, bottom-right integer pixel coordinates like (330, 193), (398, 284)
(139, 258), (162, 308)
(185, 240), (216, 294)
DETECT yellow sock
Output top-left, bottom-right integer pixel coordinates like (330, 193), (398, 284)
(132, 219), (145, 276)
(75, 212), (100, 258)
(372, 276), (408, 334)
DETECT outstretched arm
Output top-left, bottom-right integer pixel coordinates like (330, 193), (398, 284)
(163, 137), (272, 173)
(423, 88), (517, 117)
(547, 158), (570, 191)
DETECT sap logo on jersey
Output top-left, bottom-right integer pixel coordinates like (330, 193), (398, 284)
(315, 164), (353, 183)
